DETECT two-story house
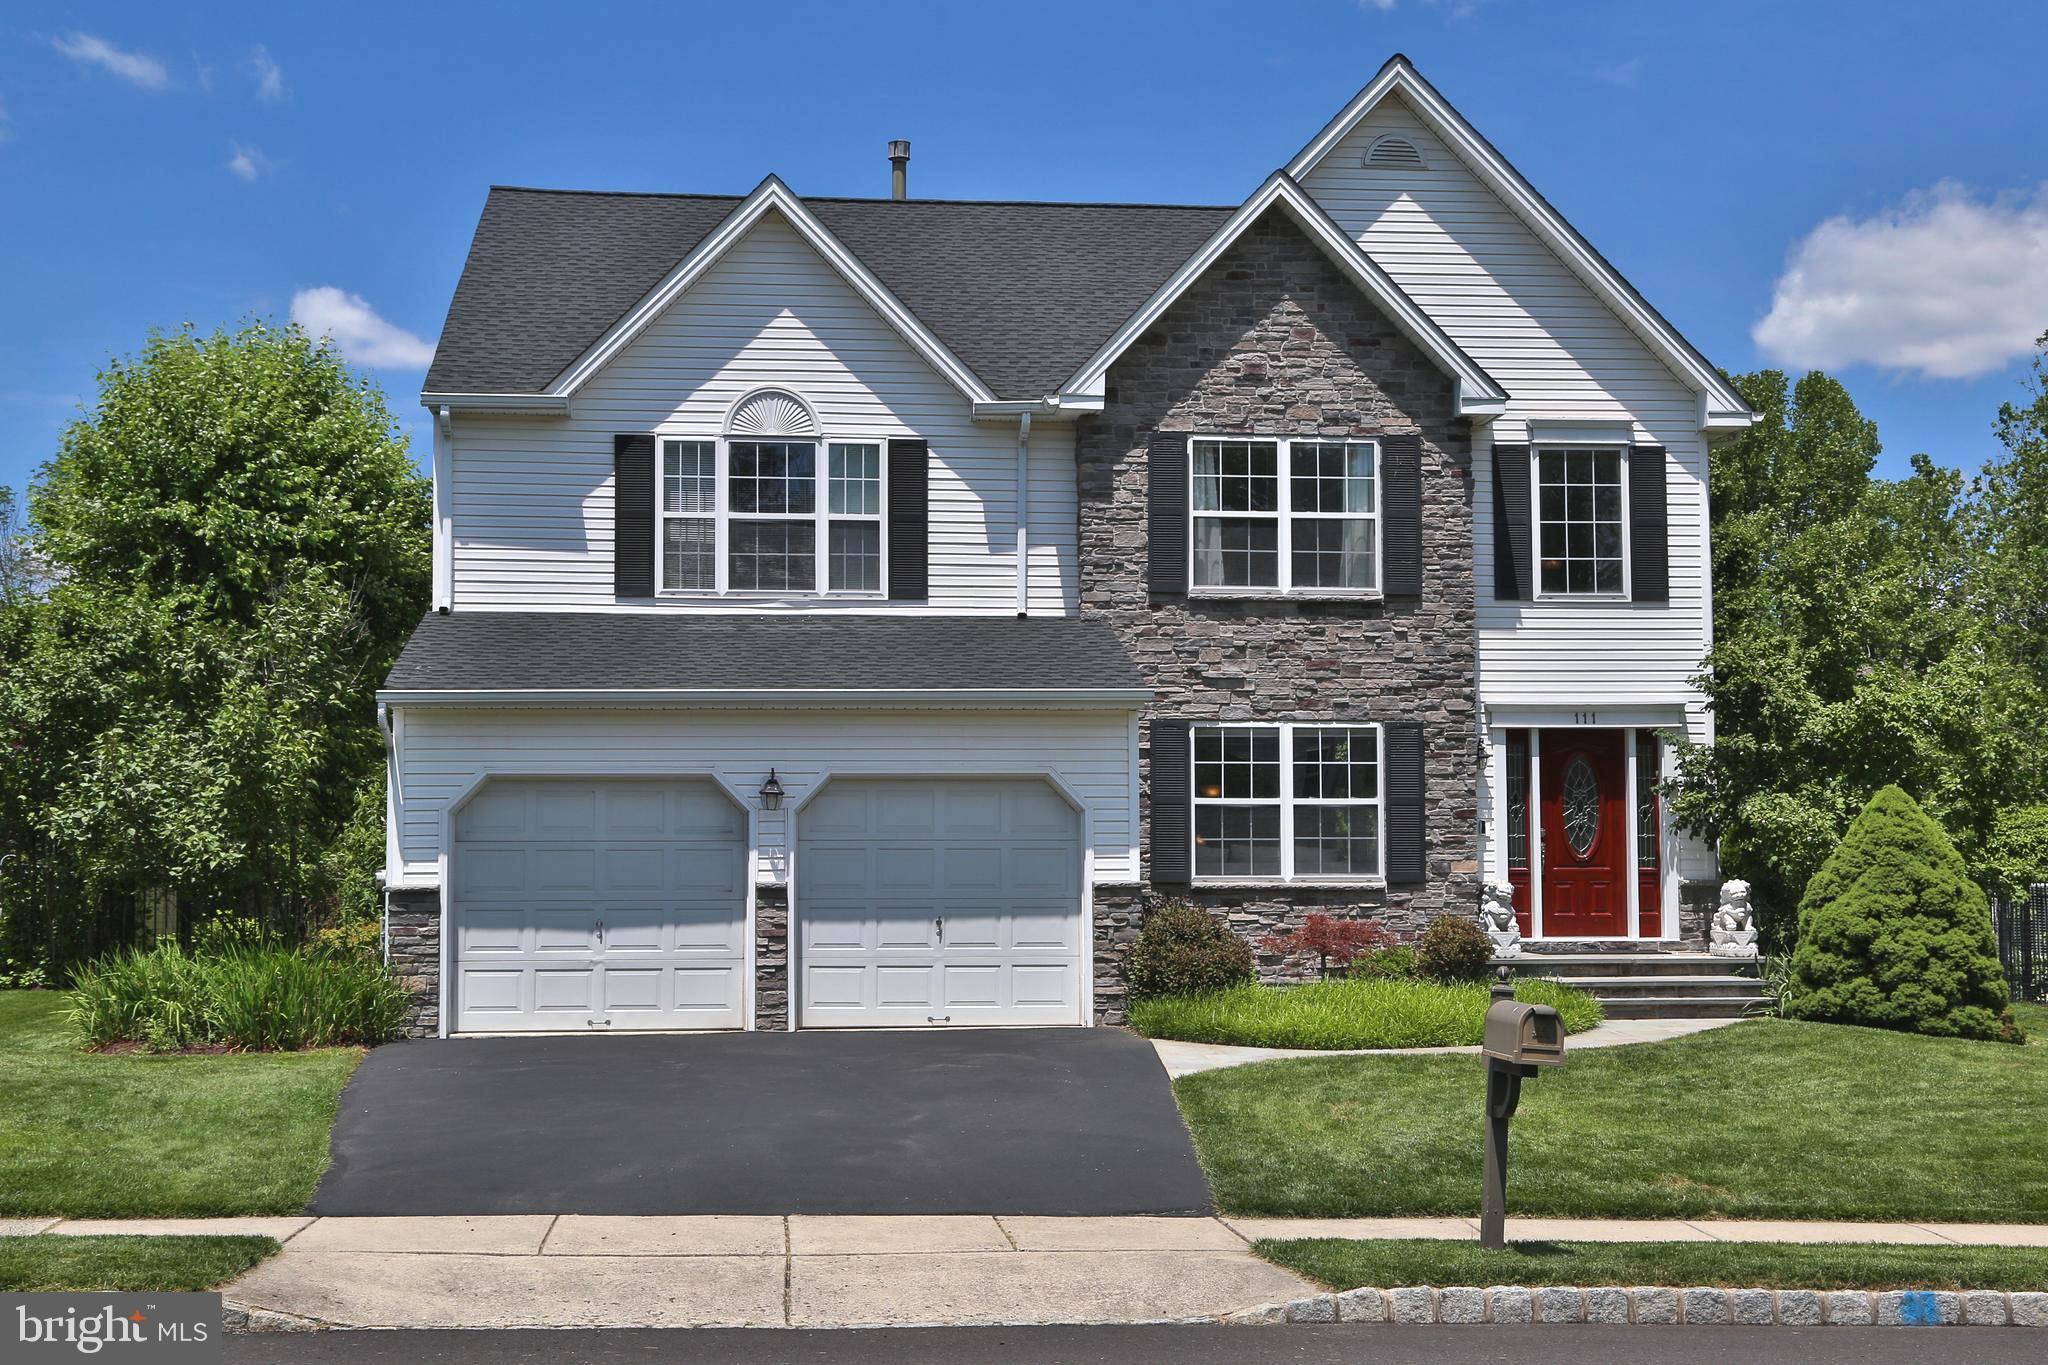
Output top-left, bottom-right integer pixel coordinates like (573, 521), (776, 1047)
(380, 55), (1754, 1037)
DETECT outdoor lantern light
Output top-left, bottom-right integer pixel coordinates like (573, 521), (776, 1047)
(758, 769), (785, 812)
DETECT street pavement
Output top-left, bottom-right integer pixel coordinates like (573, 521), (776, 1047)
(221, 1324), (2042, 1363)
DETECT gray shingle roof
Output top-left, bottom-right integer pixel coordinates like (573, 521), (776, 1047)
(382, 612), (1148, 694)
(423, 188), (1234, 401)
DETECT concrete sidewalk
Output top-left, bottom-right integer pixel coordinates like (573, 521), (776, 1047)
(13, 1213), (2048, 1329)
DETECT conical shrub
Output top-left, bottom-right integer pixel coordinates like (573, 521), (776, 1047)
(1784, 784), (2020, 1042)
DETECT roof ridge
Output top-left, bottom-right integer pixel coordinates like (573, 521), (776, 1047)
(487, 184), (1235, 211)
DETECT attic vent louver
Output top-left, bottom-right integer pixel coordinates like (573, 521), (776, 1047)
(725, 388), (818, 438)
(1365, 135), (1426, 169)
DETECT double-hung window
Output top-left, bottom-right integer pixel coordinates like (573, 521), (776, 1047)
(657, 435), (885, 596)
(1191, 723), (1384, 880)
(1534, 446), (1626, 596)
(1190, 437), (1378, 594)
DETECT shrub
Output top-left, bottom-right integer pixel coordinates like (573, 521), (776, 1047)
(1129, 975), (1602, 1050)
(1415, 913), (1493, 983)
(1124, 900), (1255, 1001)
(1784, 784), (2020, 1043)
(1352, 944), (1417, 981)
(67, 938), (407, 1051)
(1259, 914), (1391, 980)
(312, 918), (382, 963)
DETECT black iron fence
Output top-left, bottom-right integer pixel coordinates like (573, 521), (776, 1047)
(1995, 884), (2048, 1003)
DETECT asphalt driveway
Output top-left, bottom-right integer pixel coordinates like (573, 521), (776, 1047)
(311, 1028), (1213, 1217)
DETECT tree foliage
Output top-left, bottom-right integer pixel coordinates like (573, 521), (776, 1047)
(1783, 785), (2018, 1043)
(0, 323), (427, 972)
(1672, 364), (2048, 940)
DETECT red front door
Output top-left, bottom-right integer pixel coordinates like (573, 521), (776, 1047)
(1539, 730), (1628, 937)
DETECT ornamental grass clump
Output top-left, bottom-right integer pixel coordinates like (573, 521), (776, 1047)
(1784, 784), (2021, 1043)
(67, 926), (406, 1051)
(1130, 976), (1601, 1051)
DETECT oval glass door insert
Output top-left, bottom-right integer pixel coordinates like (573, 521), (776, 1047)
(1562, 756), (1600, 857)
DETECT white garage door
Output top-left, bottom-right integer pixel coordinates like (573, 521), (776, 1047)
(451, 779), (748, 1033)
(796, 778), (1084, 1027)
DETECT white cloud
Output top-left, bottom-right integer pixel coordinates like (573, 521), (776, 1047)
(290, 287), (436, 369)
(51, 33), (169, 92)
(226, 144), (264, 181)
(247, 44), (285, 101)
(1357, 0), (1398, 9)
(1754, 183), (2048, 380)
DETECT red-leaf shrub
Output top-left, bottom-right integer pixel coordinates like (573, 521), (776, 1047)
(1259, 913), (1391, 979)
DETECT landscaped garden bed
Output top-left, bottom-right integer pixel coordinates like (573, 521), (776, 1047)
(0, 1235), (278, 1292)
(1132, 976), (1603, 1050)
(0, 991), (361, 1218)
(1173, 1016), (2048, 1222)
(1258, 1237), (2048, 1292)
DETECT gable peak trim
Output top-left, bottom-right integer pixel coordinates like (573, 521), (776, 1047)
(1060, 171), (1506, 418)
(545, 175), (997, 405)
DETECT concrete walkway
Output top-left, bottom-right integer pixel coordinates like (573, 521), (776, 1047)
(13, 1212), (2048, 1329)
(1152, 1016), (1739, 1078)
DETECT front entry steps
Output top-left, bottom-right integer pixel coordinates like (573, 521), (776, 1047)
(1500, 952), (1768, 1020)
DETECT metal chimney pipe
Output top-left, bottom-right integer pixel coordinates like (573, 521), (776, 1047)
(888, 140), (910, 200)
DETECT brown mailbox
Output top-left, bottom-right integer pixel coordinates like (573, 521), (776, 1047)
(1482, 1000), (1566, 1067)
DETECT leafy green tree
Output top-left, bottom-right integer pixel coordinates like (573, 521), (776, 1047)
(1672, 370), (2048, 940)
(0, 322), (428, 969)
(1783, 785), (2019, 1043)
(1969, 333), (2048, 685)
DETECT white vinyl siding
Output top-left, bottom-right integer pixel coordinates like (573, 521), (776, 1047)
(444, 214), (1077, 614)
(388, 705), (1139, 887)
(1299, 93), (1713, 744)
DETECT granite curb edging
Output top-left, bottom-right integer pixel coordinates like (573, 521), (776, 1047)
(1227, 1286), (2048, 1328)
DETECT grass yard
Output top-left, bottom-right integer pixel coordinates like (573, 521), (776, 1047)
(2014, 1001), (2047, 1041)
(1132, 976), (1602, 1050)
(1175, 1017), (2048, 1222)
(0, 991), (362, 1217)
(1260, 1238), (2048, 1292)
(0, 1236), (277, 1291)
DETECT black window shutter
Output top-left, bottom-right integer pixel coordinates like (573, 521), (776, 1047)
(1147, 431), (1188, 595)
(1384, 721), (1427, 883)
(613, 434), (655, 598)
(1491, 443), (1532, 601)
(1629, 444), (1669, 603)
(887, 438), (929, 602)
(1380, 433), (1423, 599)
(1148, 718), (1192, 885)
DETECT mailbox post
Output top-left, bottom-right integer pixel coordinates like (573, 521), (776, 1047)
(1480, 967), (1565, 1249)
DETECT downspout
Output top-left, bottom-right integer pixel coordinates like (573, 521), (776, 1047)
(1014, 410), (1032, 617)
(431, 405), (453, 612)
(376, 702), (397, 966)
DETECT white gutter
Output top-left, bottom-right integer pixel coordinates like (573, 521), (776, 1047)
(418, 392), (572, 416)
(376, 686), (1153, 708)
(1014, 410), (1032, 617)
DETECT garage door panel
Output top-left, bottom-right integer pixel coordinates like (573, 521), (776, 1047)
(457, 848), (528, 896)
(453, 779), (747, 1034)
(533, 969), (595, 1012)
(797, 778), (1082, 1028)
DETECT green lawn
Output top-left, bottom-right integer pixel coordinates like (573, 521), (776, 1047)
(0, 991), (362, 1217)
(1132, 977), (1602, 1050)
(2014, 1001), (2047, 1041)
(1260, 1238), (2048, 1292)
(0, 1236), (278, 1291)
(1175, 1017), (2048, 1221)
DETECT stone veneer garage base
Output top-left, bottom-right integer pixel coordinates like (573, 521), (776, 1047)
(1228, 1284), (2048, 1328)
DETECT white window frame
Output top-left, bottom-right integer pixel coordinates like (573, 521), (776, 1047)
(656, 435), (888, 599)
(1189, 721), (1387, 884)
(1187, 436), (1381, 598)
(1530, 442), (1631, 602)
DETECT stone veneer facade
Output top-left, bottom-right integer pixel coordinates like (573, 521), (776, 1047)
(1078, 210), (1481, 1024)
(385, 887), (441, 1038)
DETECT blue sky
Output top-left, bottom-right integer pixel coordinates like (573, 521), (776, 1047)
(2, 1), (2043, 497)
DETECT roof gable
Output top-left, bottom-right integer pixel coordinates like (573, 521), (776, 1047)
(1286, 56), (1753, 429)
(1060, 173), (1507, 418)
